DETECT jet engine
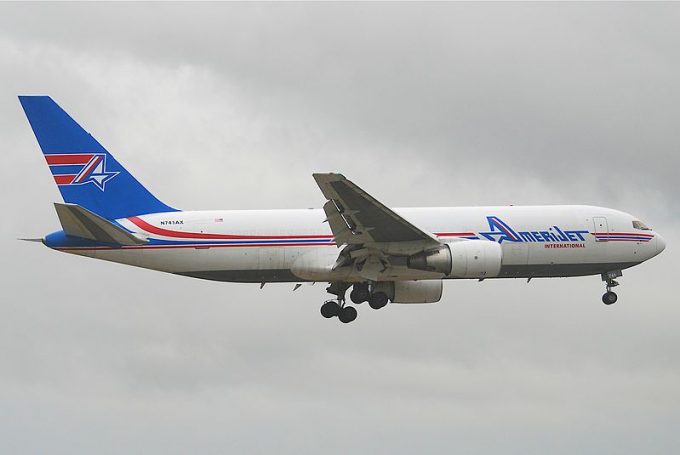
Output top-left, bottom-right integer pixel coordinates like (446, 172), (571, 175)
(407, 240), (502, 278)
(372, 280), (443, 303)
(407, 245), (452, 274)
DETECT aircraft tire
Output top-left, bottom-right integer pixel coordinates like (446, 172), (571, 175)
(321, 301), (340, 318)
(368, 292), (389, 310)
(338, 306), (358, 323)
(350, 287), (370, 304)
(602, 291), (618, 305)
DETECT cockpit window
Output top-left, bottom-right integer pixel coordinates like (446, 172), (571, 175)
(632, 220), (651, 230)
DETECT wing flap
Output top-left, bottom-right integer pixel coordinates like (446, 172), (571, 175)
(314, 173), (438, 245)
(322, 200), (372, 245)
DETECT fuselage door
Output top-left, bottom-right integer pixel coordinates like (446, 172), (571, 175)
(593, 216), (609, 240)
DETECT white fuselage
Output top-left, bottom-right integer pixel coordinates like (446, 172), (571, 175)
(49, 205), (665, 284)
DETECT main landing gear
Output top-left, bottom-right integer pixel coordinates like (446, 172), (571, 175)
(601, 270), (622, 305)
(349, 283), (388, 310)
(320, 282), (357, 324)
(321, 282), (390, 323)
(320, 300), (357, 323)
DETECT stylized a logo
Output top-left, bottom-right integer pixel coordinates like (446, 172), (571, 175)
(73, 154), (119, 190)
(479, 216), (521, 243)
(47, 153), (119, 191)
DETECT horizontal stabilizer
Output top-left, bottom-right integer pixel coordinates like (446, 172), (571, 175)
(54, 203), (147, 246)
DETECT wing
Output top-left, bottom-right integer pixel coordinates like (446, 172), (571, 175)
(313, 173), (439, 247)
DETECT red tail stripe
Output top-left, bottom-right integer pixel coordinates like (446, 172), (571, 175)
(54, 175), (75, 185)
(45, 154), (93, 165)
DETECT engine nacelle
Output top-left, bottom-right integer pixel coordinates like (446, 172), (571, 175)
(407, 245), (452, 274)
(448, 240), (502, 278)
(372, 280), (443, 304)
(407, 241), (502, 278)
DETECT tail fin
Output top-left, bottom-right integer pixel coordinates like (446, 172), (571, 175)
(19, 96), (177, 220)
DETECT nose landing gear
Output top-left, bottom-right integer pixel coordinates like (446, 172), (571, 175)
(601, 270), (622, 305)
(602, 289), (618, 305)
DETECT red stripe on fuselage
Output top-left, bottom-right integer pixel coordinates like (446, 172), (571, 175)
(57, 242), (337, 251)
(127, 217), (486, 241)
(127, 216), (335, 240)
(593, 232), (654, 237)
(127, 217), (482, 241)
(45, 154), (94, 165)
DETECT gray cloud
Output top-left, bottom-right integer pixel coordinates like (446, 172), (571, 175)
(1, 3), (679, 454)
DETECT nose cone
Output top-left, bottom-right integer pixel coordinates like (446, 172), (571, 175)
(656, 233), (666, 255)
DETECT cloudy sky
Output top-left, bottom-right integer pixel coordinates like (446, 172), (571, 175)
(1, 2), (679, 453)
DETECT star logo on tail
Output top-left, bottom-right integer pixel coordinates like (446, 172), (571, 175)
(72, 154), (119, 191)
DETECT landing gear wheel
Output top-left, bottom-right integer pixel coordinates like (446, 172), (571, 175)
(601, 271), (622, 306)
(602, 291), (618, 305)
(338, 306), (358, 323)
(350, 286), (370, 304)
(320, 301), (340, 318)
(368, 292), (389, 310)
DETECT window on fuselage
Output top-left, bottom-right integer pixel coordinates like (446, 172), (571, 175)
(632, 220), (651, 230)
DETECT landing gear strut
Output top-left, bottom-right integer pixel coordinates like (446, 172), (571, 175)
(601, 270), (622, 305)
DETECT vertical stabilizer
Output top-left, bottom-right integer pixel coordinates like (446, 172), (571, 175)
(19, 96), (177, 219)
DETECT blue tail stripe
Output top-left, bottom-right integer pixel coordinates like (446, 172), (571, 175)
(20, 96), (178, 220)
(50, 164), (84, 175)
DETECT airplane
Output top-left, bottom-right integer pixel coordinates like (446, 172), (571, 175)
(19, 96), (666, 324)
